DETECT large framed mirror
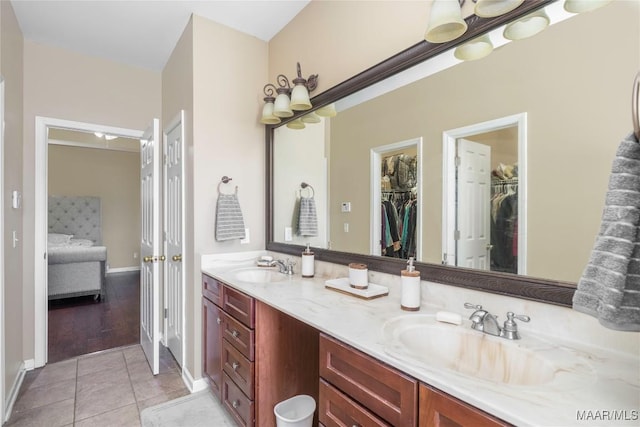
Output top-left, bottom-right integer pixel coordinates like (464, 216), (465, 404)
(266, 0), (639, 307)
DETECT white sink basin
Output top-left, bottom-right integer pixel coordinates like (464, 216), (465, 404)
(382, 315), (557, 386)
(232, 268), (289, 283)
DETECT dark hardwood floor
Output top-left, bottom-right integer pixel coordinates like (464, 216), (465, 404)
(48, 271), (140, 363)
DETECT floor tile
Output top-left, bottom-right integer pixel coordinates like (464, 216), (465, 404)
(75, 381), (136, 421)
(131, 371), (187, 402)
(136, 388), (191, 413)
(12, 378), (76, 414)
(4, 398), (74, 427)
(75, 404), (141, 427)
(26, 359), (77, 390)
(77, 350), (126, 377)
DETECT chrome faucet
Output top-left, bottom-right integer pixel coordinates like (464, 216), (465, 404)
(274, 259), (295, 275)
(464, 303), (530, 340)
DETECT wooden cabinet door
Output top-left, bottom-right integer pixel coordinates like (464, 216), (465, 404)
(203, 297), (223, 399)
(419, 384), (510, 427)
(320, 334), (417, 426)
(319, 379), (390, 427)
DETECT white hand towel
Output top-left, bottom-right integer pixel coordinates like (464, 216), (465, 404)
(297, 196), (318, 237)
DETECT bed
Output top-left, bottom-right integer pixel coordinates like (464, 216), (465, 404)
(48, 196), (107, 300)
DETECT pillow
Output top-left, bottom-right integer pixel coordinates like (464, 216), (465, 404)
(48, 233), (73, 245)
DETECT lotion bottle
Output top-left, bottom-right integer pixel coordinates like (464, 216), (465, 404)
(301, 243), (315, 278)
(401, 257), (421, 311)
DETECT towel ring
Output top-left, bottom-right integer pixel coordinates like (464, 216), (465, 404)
(218, 176), (237, 194)
(633, 71), (640, 142)
(301, 182), (314, 198)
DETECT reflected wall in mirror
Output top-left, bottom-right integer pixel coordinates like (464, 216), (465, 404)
(271, 0), (639, 293)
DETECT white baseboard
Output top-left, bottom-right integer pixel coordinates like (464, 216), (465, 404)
(106, 266), (140, 274)
(182, 367), (208, 393)
(4, 361), (27, 422)
(23, 359), (35, 371)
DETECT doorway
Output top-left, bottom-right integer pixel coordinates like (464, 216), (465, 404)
(34, 117), (144, 367)
(442, 113), (527, 274)
(46, 128), (141, 362)
(370, 137), (423, 260)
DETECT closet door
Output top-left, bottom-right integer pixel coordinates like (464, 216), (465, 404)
(456, 139), (491, 270)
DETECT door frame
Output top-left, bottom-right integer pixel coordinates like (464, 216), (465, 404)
(162, 111), (185, 369)
(370, 137), (423, 258)
(34, 116), (143, 367)
(442, 113), (527, 274)
(0, 77), (5, 423)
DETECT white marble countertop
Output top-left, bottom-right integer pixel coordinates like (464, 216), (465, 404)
(202, 253), (640, 427)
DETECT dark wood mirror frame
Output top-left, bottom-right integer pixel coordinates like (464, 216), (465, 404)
(266, 0), (576, 307)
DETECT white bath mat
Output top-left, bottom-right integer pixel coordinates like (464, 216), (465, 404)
(140, 391), (235, 427)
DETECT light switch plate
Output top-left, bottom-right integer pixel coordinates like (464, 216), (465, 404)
(284, 227), (293, 241)
(341, 202), (351, 213)
(12, 190), (21, 209)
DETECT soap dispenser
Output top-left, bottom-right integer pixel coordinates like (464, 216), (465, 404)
(401, 257), (421, 311)
(301, 243), (315, 278)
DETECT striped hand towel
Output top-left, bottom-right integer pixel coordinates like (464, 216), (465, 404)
(215, 193), (246, 241)
(573, 133), (640, 331)
(297, 196), (318, 237)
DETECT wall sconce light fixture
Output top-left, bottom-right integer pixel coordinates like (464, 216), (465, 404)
(261, 63), (318, 125)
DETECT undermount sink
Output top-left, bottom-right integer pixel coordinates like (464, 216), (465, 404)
(232, 268), (289, 283)
(381, 314), (557, 386)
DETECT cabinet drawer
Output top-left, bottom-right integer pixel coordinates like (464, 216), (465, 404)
(419, 384), (510, 427)
(202, 274), (223, 307)
(222, 338), (255, 399)
(223, 285), (255, 328)
(320, 379), (390, 427)
(223, 312), (255, 361)
(320, 334), (417, 427)
(223, 372), (255, 427)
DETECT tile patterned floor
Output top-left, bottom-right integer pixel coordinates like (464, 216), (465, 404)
(6, 345), (191, 427)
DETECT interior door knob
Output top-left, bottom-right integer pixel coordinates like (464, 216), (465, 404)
(172, 254), (182, 262)
(158, 255), (166, 261)
(143, 256), (154, 263)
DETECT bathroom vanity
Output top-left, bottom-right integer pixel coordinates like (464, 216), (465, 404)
(202, 254), (640, 427)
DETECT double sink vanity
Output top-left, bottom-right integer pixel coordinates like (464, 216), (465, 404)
(201, 252), (640, 427)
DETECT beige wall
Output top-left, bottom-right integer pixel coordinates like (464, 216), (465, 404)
(22, 40), (161, 362)
(269, 0), (478, 96)
(48, 145), (140, 269)
(161, 15), (268, 381)
(327, 0), (638, 282)
(1, 0), (24, 407)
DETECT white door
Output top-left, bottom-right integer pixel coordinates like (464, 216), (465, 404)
(163, 112), (184, 368)
(456, 139), (491, 270)
(140, 118), (161, 375)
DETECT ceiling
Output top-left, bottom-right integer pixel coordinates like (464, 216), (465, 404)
(9, 0), (311, 71)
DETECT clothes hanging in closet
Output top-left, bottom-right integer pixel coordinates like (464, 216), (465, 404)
(381, 191), (417, 259)
(490, 178), (518, 274)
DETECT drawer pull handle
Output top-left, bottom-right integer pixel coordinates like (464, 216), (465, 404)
(231, 330), (239, 338)
(232, 362), (239, 371)
(216, 317), (221, 325)
(232, 400), (240, 409)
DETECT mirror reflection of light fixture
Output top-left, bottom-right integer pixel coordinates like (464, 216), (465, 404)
(315, 103), (337, 118)
(94, 132), (118, 140)
(425, 0), (468, 43)
(286, 118), (306, 130)
(564, 0), (612, 14)
(474, 0), (524, 18)
(301, 112), (321, 124)
(454, 34), (494, 61)
(503, 8), (550, 40)
(262, 62), (318, 122)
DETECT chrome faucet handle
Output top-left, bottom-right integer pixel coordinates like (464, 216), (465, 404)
(464, 303), (482, 310)
(500, 311), (530, 340)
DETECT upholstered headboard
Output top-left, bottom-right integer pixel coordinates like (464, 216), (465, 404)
(48, 196), (103, 245)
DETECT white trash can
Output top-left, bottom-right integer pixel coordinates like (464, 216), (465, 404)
(273, 394), (316, 427)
